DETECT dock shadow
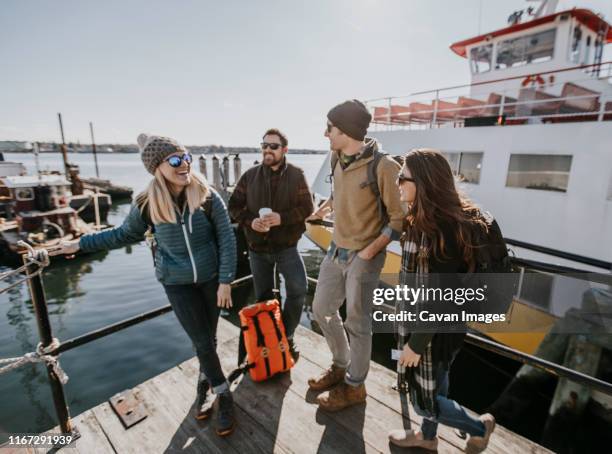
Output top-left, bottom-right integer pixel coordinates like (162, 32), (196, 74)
(162, 371), (291, 453)
(163, 332), (293, 453)
(314, 400), (367, 454)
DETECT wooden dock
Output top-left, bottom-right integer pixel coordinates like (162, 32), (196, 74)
(30, 318), (550, 453)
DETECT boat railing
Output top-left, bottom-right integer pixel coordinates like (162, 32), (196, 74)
(366, 60), (612, 130)
(1, 239), (612, 441)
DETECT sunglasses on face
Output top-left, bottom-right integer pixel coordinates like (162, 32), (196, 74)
(165, 152), (193, 168)
(326, 122), (334, 133)
(261, 142), (282, 151)
(396, 173), (415, 184)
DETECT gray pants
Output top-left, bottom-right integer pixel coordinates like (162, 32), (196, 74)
(312, 251), (386, 386)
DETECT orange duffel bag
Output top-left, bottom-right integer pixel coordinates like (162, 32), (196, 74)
(238, 300), (294, 381)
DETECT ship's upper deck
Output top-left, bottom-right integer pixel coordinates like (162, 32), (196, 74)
(367, 3), (612, 130)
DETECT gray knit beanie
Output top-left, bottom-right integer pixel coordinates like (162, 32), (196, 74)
(137, 133), (187, 174)
(327, 99), (372, 141)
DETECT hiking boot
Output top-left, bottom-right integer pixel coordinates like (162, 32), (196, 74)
(288, 338), (300, 364)
(195, 380), (215, 420)
(215, 392), (235, 437)
(308, 364), (346, 391)
(317, 382), (366, 412)
(465, 413), (496, 454)
(388, 429), (438, 451)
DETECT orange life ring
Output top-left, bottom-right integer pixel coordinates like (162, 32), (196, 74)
(521, 74), (545, 87)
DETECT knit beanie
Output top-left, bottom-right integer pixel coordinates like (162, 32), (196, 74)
(327, 99), (372, 141)
(137, 133), (187, 174)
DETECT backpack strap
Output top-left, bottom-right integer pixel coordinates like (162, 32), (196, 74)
(266, 311), (288, 371)
(141, 191), (215, 266)
(201, 193), (213, 223)
(327, 151), (339, 187)
(252, 313), (272, 379)
(360, 150), (389, 224)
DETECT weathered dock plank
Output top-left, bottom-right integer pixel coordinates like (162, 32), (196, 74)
(38, 317), (552, 454)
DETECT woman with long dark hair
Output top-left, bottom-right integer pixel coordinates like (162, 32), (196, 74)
(388, 148), (496, 453)
(53, 134), (237, 436)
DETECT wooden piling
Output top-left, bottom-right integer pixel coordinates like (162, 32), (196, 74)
(211, 155), (221, 190)
(233, 154), (242, 185)
(199, 155), (207, 179)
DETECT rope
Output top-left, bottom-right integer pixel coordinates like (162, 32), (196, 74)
(0, 337), (68, 384)
(0, 243), (51, 294)
(0, 262), (30, 282)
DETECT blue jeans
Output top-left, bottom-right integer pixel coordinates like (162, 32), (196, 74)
(413, 361), (486, 440)
(248, 247), (308, 339)
(163, 280), (229, 393)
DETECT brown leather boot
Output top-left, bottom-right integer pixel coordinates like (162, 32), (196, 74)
(308, 364), (346, 391)
(317, 382), (366, 412)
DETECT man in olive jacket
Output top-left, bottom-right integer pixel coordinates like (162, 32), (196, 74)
(228, 128), (313, 361)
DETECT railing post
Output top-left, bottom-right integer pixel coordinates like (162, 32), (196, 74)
(24, 252), (72, 434)
(498, 93), (506, 117)
(598, 95), (605, 122)
(431, 90), (439, 128)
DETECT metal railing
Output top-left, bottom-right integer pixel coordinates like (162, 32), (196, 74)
(365, 60), (612, 130)
(2, 236), (612, 441)
(0, 247), (253, 442)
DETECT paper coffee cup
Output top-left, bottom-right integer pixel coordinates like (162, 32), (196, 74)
(259, 208), (272, 231)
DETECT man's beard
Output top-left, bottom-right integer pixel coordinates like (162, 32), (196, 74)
(263, 153), (283, 167)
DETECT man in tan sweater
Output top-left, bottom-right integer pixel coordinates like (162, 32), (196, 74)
(307, 99), (403, 411)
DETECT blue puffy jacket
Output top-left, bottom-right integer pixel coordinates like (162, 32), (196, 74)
(79, 189), (236, 285)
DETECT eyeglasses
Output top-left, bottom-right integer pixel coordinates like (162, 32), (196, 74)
(326, 122), (334, 133)
(165, 153), (193, 168)
(261, 142), (282, 151)
(396, 173), (415, 184)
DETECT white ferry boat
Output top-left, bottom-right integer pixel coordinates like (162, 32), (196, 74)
(307, 0), (612, 355)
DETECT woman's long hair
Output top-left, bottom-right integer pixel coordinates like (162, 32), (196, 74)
(136, 168), (210, 224)
(402, 148), (487, 270)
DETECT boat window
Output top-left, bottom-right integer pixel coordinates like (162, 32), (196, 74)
(570, 25), (582, 63)
(506, 154), (572, 192)
(442, 152), (483, 184)
(15, 188), (34, 201)
(496, 29), (556, 69)
(594, 36), (603, 66)
(517, 270), (553, 311)
(583, 35), (591, 65)
(469, 44), (493, 74)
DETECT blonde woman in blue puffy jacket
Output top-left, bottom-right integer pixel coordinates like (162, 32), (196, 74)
(53, 134), (237, 436)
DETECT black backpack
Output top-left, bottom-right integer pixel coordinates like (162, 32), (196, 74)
(463, 212), (517, 315)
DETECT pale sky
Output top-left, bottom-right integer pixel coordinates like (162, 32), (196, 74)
(1, 0), (611, 149)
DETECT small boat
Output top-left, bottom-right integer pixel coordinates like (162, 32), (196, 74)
(81, 176), (134, 201)
(0, 174), (107, 265)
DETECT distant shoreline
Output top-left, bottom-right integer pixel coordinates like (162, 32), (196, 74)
(0, 141), (328, 155)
